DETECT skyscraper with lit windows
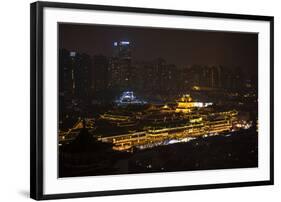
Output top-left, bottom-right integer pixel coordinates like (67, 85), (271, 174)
(108, 41), (132, 91)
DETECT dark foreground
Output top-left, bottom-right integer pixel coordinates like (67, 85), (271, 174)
(59, 129), (258, 177)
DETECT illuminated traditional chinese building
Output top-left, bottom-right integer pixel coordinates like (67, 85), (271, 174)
(175, 94), (212, 113)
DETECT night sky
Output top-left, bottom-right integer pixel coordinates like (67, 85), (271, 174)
(59, 23), (258, 72)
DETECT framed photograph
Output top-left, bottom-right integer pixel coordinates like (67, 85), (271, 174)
(30, 1), (274, 200)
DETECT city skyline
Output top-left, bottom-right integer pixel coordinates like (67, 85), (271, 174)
(59, 23), (258, 73)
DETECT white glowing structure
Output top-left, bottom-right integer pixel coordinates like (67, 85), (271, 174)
(115, 91), (146, 106)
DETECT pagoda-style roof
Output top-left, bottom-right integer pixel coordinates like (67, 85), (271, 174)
(178, 94), (193, 102)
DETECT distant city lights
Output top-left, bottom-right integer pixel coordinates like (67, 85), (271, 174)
(113, 41), (130, 46)
(70, 51), (76, 57)
(120, 41), (130, 45)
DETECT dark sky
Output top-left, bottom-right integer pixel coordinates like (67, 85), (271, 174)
(59, 23), (258, 71)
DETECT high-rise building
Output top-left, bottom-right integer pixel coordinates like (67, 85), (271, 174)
(59, 49), (92, 128)
(201, 66), (222, 88)
(131, 58), (179, 101)
(113, 41), (131, 59)
(221, 66), (245, 91)
(59, 49), (91, 104)
(186, 65), (222, 90)
(108, 41), (132, 91)
(91, 55), (109, 93)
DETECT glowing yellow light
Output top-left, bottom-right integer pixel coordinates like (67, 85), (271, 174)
(192, 86), (200, 90)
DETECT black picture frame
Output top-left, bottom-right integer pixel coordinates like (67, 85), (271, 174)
(30, 1), (274, 200)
